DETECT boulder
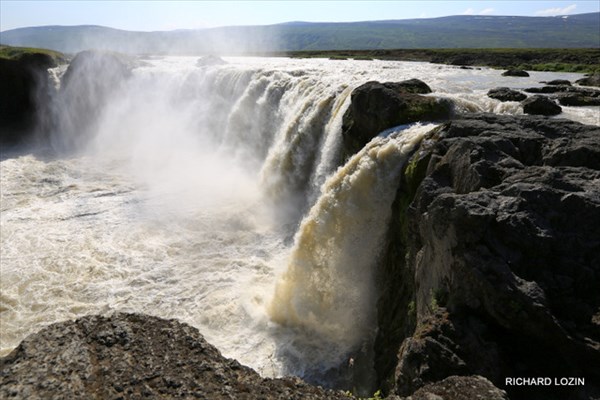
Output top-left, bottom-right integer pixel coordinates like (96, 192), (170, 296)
(0, 313), (348, 400)
(576, 73), (600, 87)
(502, 69), (529, 77)
(557, 92), (600, 106)
(341, 80), (453, 157)
(521, 95), (562, 115)
(487, 87), (527, 102)
(375, 113), (600, 400)
(542, 79), (571, 86)
(524, 86), (564, 94)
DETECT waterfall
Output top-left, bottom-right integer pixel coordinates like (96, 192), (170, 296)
(268, 123), (434, 388)
(4, 55), (594, 390)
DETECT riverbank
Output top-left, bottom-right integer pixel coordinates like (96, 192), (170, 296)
(270, 48), (600, 73)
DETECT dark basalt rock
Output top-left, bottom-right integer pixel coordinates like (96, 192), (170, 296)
(0, 52), (60, 144)
(375, 113), (600, 400)
(487, 87), (527, 102)
(0, 313), (348, 400)
(542, 79), (571, 86)
(557, 92), (600, 106)
(392, 78), (433, 94)
(576, 73), (600, 87)
(524, 86), (565, 94)
(342, 80), (453, 157)
(521, 95), (562, 115)
(524, 85), (600, 106)
(502, 69), (530, 77)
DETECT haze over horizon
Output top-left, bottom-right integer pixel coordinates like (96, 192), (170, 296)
(2, 0), (599, 32)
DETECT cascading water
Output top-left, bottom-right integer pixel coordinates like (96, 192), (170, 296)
(1, 56), (598, 393)
(268, 123), (434, 392)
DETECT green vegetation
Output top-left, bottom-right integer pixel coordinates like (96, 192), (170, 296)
(0, 45), (67, 64)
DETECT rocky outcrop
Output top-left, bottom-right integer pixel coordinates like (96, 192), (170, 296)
(576, 73), (600, 87)
(521, 95), (562, 115)
(501, 69), (529, 77)
(342, 80), (453, 157)
(375, 113), (600, 400)
(0, 313), (348, 400)
(0, 50), (64, 144)
(487, 87), (527, 102)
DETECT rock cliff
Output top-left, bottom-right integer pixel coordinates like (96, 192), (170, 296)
(376, 113), (600, 400)
(0, 47), (65, 144)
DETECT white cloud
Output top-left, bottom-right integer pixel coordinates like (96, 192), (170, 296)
(462, 8), (475, 15)
(535, 4), (577, 16)
(479, 8), (495, 15)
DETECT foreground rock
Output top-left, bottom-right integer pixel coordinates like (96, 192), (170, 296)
(0, 47), (66, 144)
(398, 376), (508, 400)
(521, 95), (562, 115)
(375, 113), (600, 400)
(501, 69), (529, 77)
(487, 87), (526, 102)
(0, 313), (348, 400)
(342, 80), (453, 157)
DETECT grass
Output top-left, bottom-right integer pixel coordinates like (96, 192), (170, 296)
(0, 45), (67, 63)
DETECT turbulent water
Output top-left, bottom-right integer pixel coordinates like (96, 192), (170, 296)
(1, 56), (598, 391)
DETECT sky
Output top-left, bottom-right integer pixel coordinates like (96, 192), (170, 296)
(1, 1), (599, 32)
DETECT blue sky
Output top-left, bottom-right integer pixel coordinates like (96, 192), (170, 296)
(1, 1), (599, 32)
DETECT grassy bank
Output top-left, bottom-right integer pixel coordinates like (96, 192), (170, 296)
(0, 45), (67, 64)
(270, 48), (600, 73)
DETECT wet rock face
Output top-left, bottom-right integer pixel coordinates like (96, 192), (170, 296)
(376, 113), (600, 400)
(341, 80), (453, 157)
(0, 313), (348, 400)
(0, 53), (58, 144)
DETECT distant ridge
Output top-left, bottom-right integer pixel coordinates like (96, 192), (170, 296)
(1, 12), (598, 54)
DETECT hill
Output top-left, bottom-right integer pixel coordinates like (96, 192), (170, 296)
(1, 13), (599, 54)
